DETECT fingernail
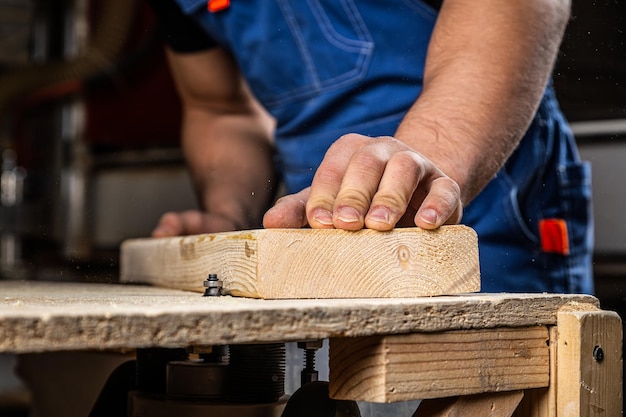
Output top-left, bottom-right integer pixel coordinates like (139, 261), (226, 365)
(313, 209), (334, 226)
(336, 206), (361, 224)
(419, 208), (438, 225)
(368, 207), (390, 224)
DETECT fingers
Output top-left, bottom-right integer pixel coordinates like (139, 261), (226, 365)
(362, 153), (461, 231)
(414, 176), (463, 229)
(151, 210), (238, 237)
(154, 146), (462, 237)
(152, 212), (189, 237)
(330, 143), (390, 230)
(263, 188), (310, 228)
(306, 134), (371, 229)
(305, 134), (462, 231)
(363, 151), (424, 231)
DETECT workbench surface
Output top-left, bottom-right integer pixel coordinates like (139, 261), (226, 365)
(0, 281), (599, 354)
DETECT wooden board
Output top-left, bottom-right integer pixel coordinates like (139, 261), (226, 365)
(513, 328), (558, 417)
(0, 282), (598, 354)
(329, 327), (550, 402)
(555, 310), (622, 417)
(120, 226), (480, 299)
(414, 391), (524, 417)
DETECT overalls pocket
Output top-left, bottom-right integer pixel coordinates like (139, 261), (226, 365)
(535, 161), (593, 293)
(463, 92), (593, 294)
(264, 0), (375, 107)
(513, 99), (593, 293)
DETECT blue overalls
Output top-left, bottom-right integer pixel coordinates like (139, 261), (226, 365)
(173, 0), (594, 294)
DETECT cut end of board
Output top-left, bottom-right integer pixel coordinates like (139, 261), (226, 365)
(120, 225), (480, 299)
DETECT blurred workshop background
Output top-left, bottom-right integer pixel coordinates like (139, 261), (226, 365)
(0, 0), (625, 415)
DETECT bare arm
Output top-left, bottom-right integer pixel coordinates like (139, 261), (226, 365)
(153, 48), (276, 237)
(397, 0), (570, 204)
(265, 0), (570, 230)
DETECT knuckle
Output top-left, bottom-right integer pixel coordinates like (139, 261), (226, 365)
(431, 178), (462, 210)
(372, 193), (409, 212)
(434, 176), (461, 197)
(335, 187), (373, 209)
(305, 195), (334, 211)
(333, 133), (368, 150)
(350, 148), (386, 169)
(389, 151), (425, 174)
(312, 166), (343, 186)
(338, 133), (360, 142)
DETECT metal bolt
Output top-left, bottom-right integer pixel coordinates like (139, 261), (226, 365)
(298, 340), (323, 386)
(300, 349), (319, 385)
(593, 345), (604, 363)
(203, 273), (223, 297)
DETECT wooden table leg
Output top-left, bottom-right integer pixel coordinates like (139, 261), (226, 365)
(555, 310), (622, 417)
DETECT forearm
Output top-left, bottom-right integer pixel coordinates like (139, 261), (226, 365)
(395, 0), (570, 205)
(162, 47), (277, 231)
(182, 105), (276, 230)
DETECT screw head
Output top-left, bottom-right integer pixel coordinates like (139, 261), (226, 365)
(593, 345), (604, 362)
(203, 274), (223, 296)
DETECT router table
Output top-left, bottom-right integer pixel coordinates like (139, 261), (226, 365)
(0, 280), (621, 416)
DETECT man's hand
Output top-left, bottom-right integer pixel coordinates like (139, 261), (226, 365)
(263, 133), (462, 231)
(152, 210), (241, 237)
(267, 0), (571, 233)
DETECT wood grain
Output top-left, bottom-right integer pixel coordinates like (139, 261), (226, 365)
(329, 327), (550, 402)
(414, 391), (524, 417)
(0, 282), (598, 354)
(513, 328), (558, 417)
(555, 311), (622, 417)
(120, 226), (480, 299)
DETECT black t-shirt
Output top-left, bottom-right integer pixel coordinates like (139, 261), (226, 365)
(148, 0), (443, 53)
(148, 0), (217, 53)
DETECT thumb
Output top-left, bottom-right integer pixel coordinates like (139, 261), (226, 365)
(263, 188), (311, 229)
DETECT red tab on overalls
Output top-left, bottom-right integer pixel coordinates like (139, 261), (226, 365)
(208, 0), (230, 12)
(539, 218), (570, 255)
